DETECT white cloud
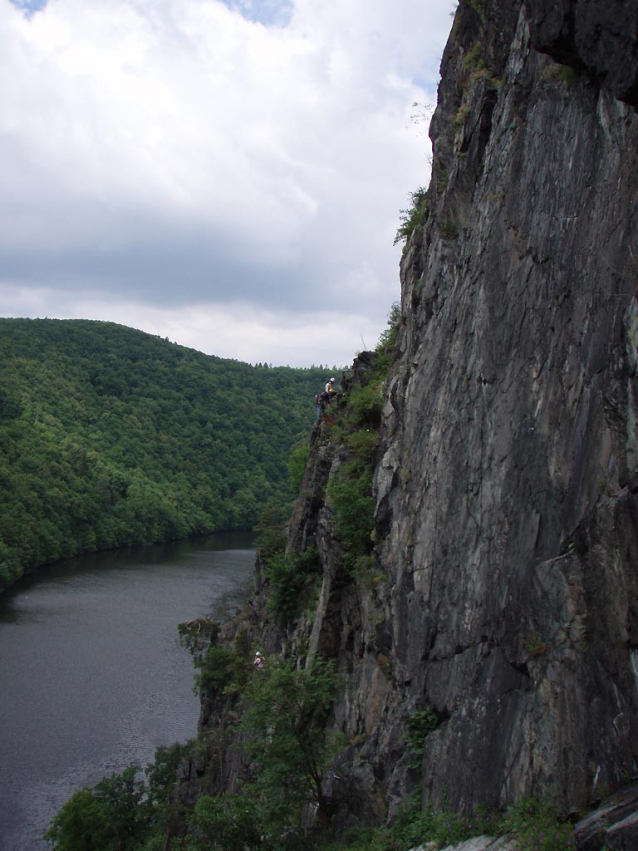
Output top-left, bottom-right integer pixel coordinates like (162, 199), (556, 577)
(0, 0), (454, 365)
(0, 282), (383, 366)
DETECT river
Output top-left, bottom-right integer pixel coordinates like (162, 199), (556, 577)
(0, 532), (255, 851)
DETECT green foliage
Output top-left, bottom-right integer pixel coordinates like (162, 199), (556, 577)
(465, 40), (485, 72)
(394, 187), (428, 246)
(178, 617), (218, 659)
(440, 219), (459, 240)
(327, 462), (375, 571)
(45, 788), (112, 851)
(179, 620), (253, 696)
(344, 383), (384, 431)
(420, 805), (501, 848)
(318, 795), (574, 851)
(197, 645), (237, 693)
(240, 655), (341, 826)
(454, 102), (471, 126)
(264, 551), (300, 626)
(542, 62), (580, 90)
(325, 338), (399, 575)
(406, 706), (440, 766)
(45, 765), (152, 851)
(45, 745), (189, 851)
(255, 502), (323, 627)
(145, 742), (189, 804)
(375, 302), (401, 358)
(0, 318), (333, 591)
(333, 310), (397, 441)
(557, 66), (580, 89)
(184, 788), (270, 851)
(288, 442), (310, 494)
(318, 825), (400, 851)
(434, 160), (449, 193)
(367, 302), (401, 379)
(264, 548), (323, 628)
(501, 797), (574, 851)
(345, 429), (379, 463)
(254, 502), (288, 563)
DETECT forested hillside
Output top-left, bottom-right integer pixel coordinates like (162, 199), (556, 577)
(0, 318), (334, 590)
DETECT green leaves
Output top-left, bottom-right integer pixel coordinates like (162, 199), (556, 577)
(406, 707), (440, 768)
(288, 442), (311, 494)
(263, 548), (322, 628)
(327, 461), (375, 571)
(45, 766), (151, 851)
(394, 187), (428, 246)
(240, 656), (340, 825)
(186, 790), (267, 851)
(0, 318), (334, 590)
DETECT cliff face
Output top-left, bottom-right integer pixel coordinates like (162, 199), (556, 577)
(377, 0), (638, 815)
(191, 0), (638, 828)
(297, 0), (638, 818)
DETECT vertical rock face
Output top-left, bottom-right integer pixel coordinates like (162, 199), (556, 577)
(193, 0), (638, 828)
(374, 0), (638, 817)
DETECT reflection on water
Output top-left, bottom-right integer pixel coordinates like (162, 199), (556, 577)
(0, 532), (255, 851)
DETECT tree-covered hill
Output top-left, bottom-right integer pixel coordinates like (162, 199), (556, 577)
(0, 318), (335, 590)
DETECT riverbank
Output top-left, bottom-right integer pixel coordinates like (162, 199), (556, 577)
(0, 532), (255, 851)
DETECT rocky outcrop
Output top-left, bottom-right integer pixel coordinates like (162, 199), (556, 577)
(189, 0), (638, 834)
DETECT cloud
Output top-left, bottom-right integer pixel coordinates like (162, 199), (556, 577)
(0, 282), (380, 366)
(0, 0), (454, 364)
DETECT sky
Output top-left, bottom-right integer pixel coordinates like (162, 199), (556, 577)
(1, 0), (455, 367)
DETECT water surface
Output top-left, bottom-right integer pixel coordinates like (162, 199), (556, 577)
(0, 532), (255, 851)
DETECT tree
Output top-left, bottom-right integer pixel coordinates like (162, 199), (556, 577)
(240, 656), (341, 827)
(45, 765), (152, 851)
(44, 788), (111, 851)
(185, 789), (266, 851)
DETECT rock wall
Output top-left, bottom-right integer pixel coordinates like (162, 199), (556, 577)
(190, 0), (638, 829)
(375, 0), (638, 817)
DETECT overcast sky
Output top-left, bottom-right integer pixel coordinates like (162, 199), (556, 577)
(1, 0), (454, 367)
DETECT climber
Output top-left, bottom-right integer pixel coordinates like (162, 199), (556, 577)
(316, 378), (337, 421)
(253, 650), (265, 670)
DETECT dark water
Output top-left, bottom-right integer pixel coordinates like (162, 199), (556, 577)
(0, 532), (255, 851)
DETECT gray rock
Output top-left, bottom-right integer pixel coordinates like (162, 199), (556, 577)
(185, 0), (638, 832)
(300, 0), (638, 821)
(439, 839), (517, 851)
(574, 784), (638, 850)
(524, 0), (638, 105)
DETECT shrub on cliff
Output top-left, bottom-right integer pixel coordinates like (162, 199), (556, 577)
(288, 442), (311, 494)
(326, 462), (375, 571)
(394, 188), (428, 246)
(264, 548), (322, 628)
(254, 502), (288, 562)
